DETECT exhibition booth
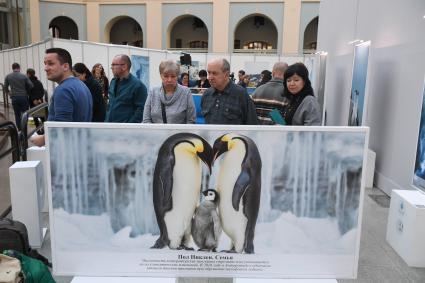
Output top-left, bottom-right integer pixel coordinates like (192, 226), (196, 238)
(0, 38), (370, 281)
(2, 33), (424, 281)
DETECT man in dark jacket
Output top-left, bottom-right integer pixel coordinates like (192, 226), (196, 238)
(26, 68), (46, 133)
(4, 63), (33, 130)
(201, 58), (258, 125)
(252, 62), (289, 124)
(105, 54), (147, 123)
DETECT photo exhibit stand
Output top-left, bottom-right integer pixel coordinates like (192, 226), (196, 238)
(9, 161), (46, 248)
(386, 189), (425, 267)
(47, 123), (367, 279)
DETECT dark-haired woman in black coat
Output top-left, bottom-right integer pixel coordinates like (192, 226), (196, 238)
(73, 63), (106, 122)
(26, 68), (45, 133)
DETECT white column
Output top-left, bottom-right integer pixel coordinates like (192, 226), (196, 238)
(9, 161), (44, 248)
(26, 146), (49, 212)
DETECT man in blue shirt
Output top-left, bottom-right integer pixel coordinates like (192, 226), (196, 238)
(105, 54), (147, 123)
(32, 48), (92, 146)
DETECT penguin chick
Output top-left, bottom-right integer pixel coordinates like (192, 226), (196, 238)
(191, 189), (222, 252)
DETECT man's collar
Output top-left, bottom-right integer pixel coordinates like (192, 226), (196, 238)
(58, 73), (73, 84)
(214, 80), (232, 95)
(118, 72), (131, 81)
(270, 77), (284, 82)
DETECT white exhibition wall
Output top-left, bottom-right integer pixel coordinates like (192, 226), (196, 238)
(0, 38), (321, 103)
(0, 39), (54, 101)
(317, 0), (425, 195)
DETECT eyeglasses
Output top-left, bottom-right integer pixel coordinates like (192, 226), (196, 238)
(111, 64), (125, 67)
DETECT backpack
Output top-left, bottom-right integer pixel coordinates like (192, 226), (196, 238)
(0, 218), (51, 268)
(0, 219), (30, 255)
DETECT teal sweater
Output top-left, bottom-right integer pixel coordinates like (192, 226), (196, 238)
(105, 73), (147, 123)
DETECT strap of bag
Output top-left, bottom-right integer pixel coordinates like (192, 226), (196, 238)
(161, 102), (167, 124)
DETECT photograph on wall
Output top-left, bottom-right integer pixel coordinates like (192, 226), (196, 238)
(413, 84), (425, 193)
(46, 124), (367, 278)
(348, 41), (370, 126)
(131, 55), (150, 90)
(177, 60), (206, 82)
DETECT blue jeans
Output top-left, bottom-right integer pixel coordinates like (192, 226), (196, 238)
(11, 96), (29, 130)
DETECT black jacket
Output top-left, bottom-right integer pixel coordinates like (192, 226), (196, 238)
(29, 77), (44, 107)
(201, 81), (258, 125)
(85, 76), (106, 122)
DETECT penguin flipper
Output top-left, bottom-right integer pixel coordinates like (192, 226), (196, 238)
(232, 170), (251, 211)
(159, 154), (175, 211)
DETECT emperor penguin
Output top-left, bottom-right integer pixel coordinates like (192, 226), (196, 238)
(151, 133), (213, 250)
(191, 189), (222, 252)
(213, 133), (261, 254)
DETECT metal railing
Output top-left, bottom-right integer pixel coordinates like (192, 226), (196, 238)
(233, 48), (278, 54)
(0, 121), (20, 218)
(0, 83), (9, 108)
(20, 102), (48, 161)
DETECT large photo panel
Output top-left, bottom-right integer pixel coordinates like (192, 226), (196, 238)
(348, 41), (371, 126)
(413, 82), (425, 193)
(46, 123), (368, 278)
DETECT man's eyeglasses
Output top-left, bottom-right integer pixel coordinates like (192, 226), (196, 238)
(111, 64), (125, 67)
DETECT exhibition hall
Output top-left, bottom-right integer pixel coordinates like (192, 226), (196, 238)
(0, 0), (424, 282)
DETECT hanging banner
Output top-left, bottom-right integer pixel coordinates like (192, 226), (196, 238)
(46, 123), (368, 279)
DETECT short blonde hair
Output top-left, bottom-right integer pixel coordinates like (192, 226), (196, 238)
(159, 60), (179, 75)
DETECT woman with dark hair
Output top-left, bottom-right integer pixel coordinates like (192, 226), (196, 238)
(180, 72), (189, 87)
(196, 69), (211, 89)
(282, 63), (321, 125)
(91, 63), (109, 103)
(26, 68), (45, 133)
(73, 63), (106, 122)
(257, 70), (272, 87)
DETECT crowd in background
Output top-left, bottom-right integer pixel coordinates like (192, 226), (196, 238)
(3, 47), (322, 147)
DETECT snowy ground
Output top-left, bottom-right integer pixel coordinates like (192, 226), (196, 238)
(53, 208), (356, 255)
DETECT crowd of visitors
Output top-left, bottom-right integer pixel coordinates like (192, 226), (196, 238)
(3, 47), (322, 138)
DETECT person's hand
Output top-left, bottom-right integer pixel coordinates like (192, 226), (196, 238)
(31, 134), (45, 147)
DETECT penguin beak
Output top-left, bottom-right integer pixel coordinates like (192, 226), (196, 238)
(197, 139), (213, 174)
(202, 190), (209, 197)
(212, 137), (229, 164)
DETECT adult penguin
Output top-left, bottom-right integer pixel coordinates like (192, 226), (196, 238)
(213, 133), (261, 254)
(151, 133), (213, 250)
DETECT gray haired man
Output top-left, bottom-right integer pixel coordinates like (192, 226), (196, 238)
(201, 58), (258, 125)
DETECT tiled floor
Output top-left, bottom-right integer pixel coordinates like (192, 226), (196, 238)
(1, 105), (425, 283)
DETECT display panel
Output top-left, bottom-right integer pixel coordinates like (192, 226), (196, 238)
(46, 123), (368, 279)
(413, 83), (425, 193)
(348, 41), (371, 126)
(130, 55), (150, 90)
